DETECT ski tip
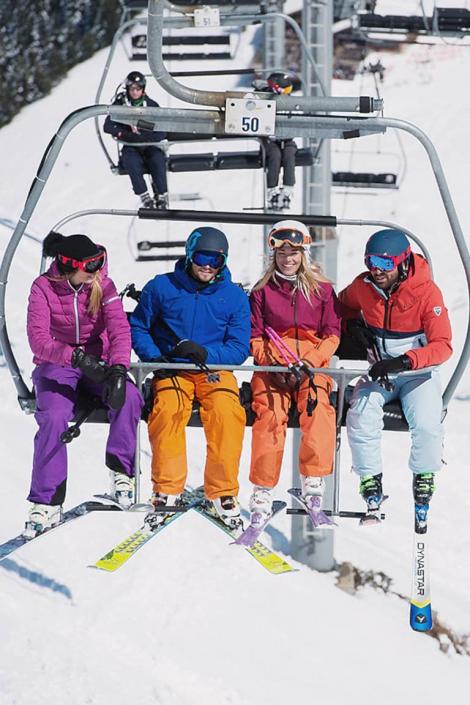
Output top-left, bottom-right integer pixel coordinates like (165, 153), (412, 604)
(410, 603), (433, 631)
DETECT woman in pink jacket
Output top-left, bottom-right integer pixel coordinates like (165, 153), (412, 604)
(249, 220), (341, 523)
(25, 232), (143, 537)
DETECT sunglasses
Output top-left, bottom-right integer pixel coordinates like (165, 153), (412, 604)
(58, 249), (106, 273)
(269, 229), (310, 249)
(192, 250), (225, 269)
(365, 248), (410, 272)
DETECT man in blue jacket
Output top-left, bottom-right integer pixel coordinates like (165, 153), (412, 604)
(103, 71), (168, 209)
(130, 227), (250, 529)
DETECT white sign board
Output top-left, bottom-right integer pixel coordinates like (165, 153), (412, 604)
(225, 95), (276, 136)
(194, 7), (220, 27)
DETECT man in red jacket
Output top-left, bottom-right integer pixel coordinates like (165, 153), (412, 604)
(338, 229), (452, 518)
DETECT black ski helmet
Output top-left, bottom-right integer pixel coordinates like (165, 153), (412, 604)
(185, 226), (229, 265)
(125, 71), (146, 90)
(267, 72), (293, 94)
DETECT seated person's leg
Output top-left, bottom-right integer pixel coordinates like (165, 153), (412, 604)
(196, 371), (246, 501)
(145, 147), (168, 207)
(121, 146), (153, 206)
(346, 377), (395, 481)
(28, 363), (80, 507)
(399, 372), (443, 480)
(147, 374), (195, 497)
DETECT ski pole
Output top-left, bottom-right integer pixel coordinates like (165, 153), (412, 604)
(265, 326), (303, 382)
(265, 327), (318, 415)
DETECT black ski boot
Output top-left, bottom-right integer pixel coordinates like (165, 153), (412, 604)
(413, 473), (435, 534)
(359, 473), (384, 526)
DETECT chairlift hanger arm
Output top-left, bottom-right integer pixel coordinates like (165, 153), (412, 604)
(147, 0), (381, 111)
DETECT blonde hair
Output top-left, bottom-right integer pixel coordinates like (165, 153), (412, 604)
(47, 272), (103, 316)
(252, 249), (330, 302)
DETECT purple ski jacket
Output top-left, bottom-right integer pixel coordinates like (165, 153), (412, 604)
(250, 275), (341, 368)
(27, 259), (131, 368)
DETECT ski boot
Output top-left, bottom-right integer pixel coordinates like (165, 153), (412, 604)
(266, 187), (281, 211)
(23, 503), (62, 539)
(139, 191), (155, 209)
(297, 476), (336, 528)
(155, 192), (169, 210)
(280, 185), (294, 210)
(145, 492), (182, 530)
(249, 486), (273, 528)
(413, 473), (435, 534)
(359, 473), (384, 526)
(110, 471), (135, 509)
(209, 496), (243, 534)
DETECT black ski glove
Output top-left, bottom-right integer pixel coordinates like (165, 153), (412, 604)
(345, 319), (376, 350)
(369, 355), (412, 381)
(103, 365), (128, 410)
(71, 348), (109, 383)
(168, 339), (208, 366)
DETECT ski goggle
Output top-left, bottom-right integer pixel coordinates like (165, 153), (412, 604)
(365, 248), (410, 272)
(268, 82), (293, 95)
(192, 250), (225, 269)
(57, 249), (106, 273)
(268, 228), (311, 249)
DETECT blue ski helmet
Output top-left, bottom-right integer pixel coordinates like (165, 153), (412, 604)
(364, 229), (412, 280)
(185, 227), (229, 266)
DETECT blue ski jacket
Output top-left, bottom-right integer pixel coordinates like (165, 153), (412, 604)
(130, 259), (250, 365)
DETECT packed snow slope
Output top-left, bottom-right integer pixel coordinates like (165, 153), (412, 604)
(1, 5), (470, 704)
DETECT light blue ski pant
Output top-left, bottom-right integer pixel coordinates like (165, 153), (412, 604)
(346, 370), (443, 477)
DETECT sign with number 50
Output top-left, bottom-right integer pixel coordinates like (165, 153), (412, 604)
(225, 95), (276, 136)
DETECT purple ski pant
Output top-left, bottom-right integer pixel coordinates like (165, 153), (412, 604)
(28, 363), (143, 505)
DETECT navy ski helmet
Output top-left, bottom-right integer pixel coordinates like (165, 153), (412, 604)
(364, 229), (412, 281)
(267, 72), (293, 94)
(185, 227), (229, 269)
(125, 71), (146, 90)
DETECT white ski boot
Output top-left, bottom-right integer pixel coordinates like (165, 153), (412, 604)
(249, 486), (273, 527)
(110, 471), (135, 509)
(145, 492), (182, 530)
(23, 503), (62, 539)
(139, 191), (155, 209)
(280, 185), (294, 210)
(300, 475), (325, 512)
(266, 187), (281, 210)
(210, 496), (243, 533)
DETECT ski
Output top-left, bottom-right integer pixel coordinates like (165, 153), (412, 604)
(233, 500), (287, 547)
(0, 500), (121, 562)
(92, 493), (203, 573)
(193, 498), (295, 575)
(93, 493), (153, 512)
(410, 503), (432, 631)
(288, 488), (336, 529)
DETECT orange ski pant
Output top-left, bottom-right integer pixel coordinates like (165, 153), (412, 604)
(147, 371), (246, 499)
(250, 371), (336, 488)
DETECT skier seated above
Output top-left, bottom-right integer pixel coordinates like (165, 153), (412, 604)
(249, 220), (341, 526)
(129, 227), (250, 531)
(338, 229), (452, 518)
(103, 70), (169, 210)
(25, 233), (144, 537)
(255, 72), (297, 211)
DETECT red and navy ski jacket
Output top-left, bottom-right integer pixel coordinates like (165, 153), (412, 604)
(338, 254), (452, 369)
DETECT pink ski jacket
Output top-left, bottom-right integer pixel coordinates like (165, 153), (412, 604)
(27, 260), (131, 368)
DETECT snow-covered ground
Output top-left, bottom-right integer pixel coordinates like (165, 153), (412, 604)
(1, 2), (470, 703)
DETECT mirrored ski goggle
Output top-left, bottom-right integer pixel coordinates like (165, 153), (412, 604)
(268, 229), (311, 249)
(192, 250), (225, 269)
(58, 249), (106, 273)
(269, 83), (293, 95)
(365, 248), (410, 272)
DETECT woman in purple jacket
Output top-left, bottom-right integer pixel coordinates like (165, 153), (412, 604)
(25, 232), (143, 537)
(249, 220), (341, 522)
